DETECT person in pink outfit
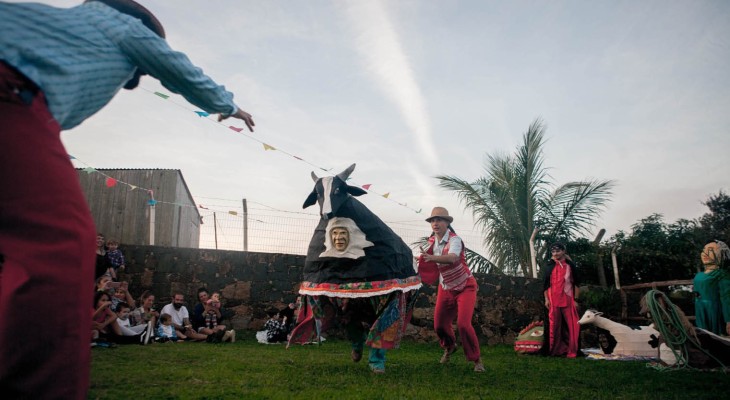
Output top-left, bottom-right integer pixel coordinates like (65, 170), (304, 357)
(418, 207), (485, 373)
(543, 242), (581, 358)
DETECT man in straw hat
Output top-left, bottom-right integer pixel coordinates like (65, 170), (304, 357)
(418, 207), (485, 372)
(0, 1), (255, 397)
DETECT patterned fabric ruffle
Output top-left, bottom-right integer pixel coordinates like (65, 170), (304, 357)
(287, 289), (418, 350)
(298, 276), (422, 298)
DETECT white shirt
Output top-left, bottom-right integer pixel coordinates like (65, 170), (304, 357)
(433, 234), (463, 257)
(160, 304), (189, 327)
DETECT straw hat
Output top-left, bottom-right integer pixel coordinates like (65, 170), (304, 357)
(425, 207), (453, 223)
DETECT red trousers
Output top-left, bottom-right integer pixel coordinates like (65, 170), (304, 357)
(0, 63), (96, 399)
(433, 277), (481, 361)
(547, 300), (580, 358)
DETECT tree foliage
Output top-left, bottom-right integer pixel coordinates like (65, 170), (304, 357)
(698, 190), (730, 243)
(604, 214), (702, 285)
(436, 119), (614, 276)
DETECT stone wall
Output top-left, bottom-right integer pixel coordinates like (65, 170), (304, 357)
(118, 245), (546, 345)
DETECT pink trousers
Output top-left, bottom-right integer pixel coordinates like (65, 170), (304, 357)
(433, 277), (481, 361)
(0, 63), (96, 399)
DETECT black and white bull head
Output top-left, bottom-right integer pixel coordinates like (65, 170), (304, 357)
(303, 164), (367, 220)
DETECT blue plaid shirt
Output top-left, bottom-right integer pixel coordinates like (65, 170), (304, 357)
(106, 249), (125, 269)
(0, 1), (237, 130)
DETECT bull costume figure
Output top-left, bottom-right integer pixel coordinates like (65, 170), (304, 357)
(287, 164), (421, 374)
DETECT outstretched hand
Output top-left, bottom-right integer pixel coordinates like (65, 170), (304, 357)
(219, 108), (255, 132)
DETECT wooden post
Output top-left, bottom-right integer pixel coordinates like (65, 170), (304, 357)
(213, 212), (218, 250)
(593, 229), (607, 288)
(611, 246), (620, 290)
(149, 203), (155, 246)
(242, 198), (248, 252)
(529, 228), (538, 278)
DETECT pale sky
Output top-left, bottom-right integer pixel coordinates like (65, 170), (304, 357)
(20, 1), (730, 250)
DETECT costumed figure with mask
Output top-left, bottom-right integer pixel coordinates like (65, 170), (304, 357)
(287, 164), (421, 374)
(693, 240), (730, 336)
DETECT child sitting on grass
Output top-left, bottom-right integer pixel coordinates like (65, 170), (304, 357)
(114, 302), (153, 345)
(156, 313), (179, 343)
(264, 308), (288, 343)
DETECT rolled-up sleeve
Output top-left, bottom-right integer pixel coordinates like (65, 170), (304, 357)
(117, 22), (237, 116)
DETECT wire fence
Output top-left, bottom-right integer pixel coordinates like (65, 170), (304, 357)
(198, 207), (490, 257)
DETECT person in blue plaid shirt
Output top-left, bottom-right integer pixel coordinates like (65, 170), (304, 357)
(0, 1), (256, 397)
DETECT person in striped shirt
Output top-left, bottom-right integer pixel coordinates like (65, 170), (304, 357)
(0, 1), (255, 398)
(418, 207), (485, 373)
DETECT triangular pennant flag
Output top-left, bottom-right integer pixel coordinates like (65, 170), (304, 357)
(194, 111), (210, 117)
(128, 185), (137, 191)
(228, 211), (238, 216)
(105, 177), (117, 188)
(362, 184), (371, 190)
(199, 205), (209, 209)
(416, 209), (422, 213)
(148, 199), (158, 206)
(382, 192), (390, 198)
(68, 155), (75, 160)
(154, 92), (169, 99)
(293, 156), (303, 160)
(84, 167), (96, 174)
(263, 143), (276, 151)
(228, 126), (243, 132)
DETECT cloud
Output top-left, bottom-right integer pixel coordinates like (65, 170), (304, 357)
(340, 1), (438, 198)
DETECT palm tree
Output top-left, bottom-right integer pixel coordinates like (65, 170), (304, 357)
(436, 119), (614, 276)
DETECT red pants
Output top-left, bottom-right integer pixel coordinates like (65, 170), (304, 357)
(0, 63), (96, 399)
(433, 277), (481, 361)
(547, 301), (580, 358)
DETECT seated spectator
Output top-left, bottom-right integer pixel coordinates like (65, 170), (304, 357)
(280, 302), (297, 334)
(110, 281), (136, 312)
(105, 238), (126, 280)
(130, 290), (159, 328)
(156, 314), (179, 343)
(112, 302), (153, 345)
(92, 291), (121, 345)
(160, 293), (209, 341)
(95, 274), (119, 296)
(263, 308), (288, 343)
(192, 288), (234, 342)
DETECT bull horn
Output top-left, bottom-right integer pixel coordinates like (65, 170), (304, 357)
(336, 163), (356, 181)
(311, 171), (319, 182)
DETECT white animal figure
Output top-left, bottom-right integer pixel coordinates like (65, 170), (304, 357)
(578, 309), (660, 357)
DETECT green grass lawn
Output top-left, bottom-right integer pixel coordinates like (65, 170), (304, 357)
(89, 335), (728, 399)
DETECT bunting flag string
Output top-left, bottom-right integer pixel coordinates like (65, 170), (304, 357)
(70, 155), (280, 217)
(138, 87), (423, 214)
(73, 151), (422, 216)
(71, 156), (160, 203)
